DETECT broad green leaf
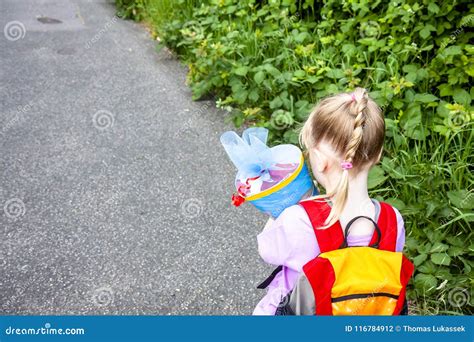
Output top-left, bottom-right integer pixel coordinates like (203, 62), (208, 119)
(404, 237), (418, 251)
(384, 197), (406, 210)
(418, 260), (437, 274)
(402, 64), (418, 74)
(447, 190), (474, 209)
(416, 68), (429, 80)
(248, 89), (259, 102)
(438, 84), (453, 97)
(447, 246), (465, 257)
(326, 68), (345, 79)
(414, 93), (438, 103)
(429, 242), (449, 253)
(419, 27), (431, 39)
(459, 257), (472, 273)
(293, 70), (306, 78)
(234, 89), (248, 104)
(446, 236), (464, 247)
(234, 66), (249, 76)
(283, 130), (299, 145)
(269, 96), (283, 109)
(254, 71), (265, 84)
(442, 46), (462, 56)
(413, 254), (428, 267)
(465, 214), (474, 222)
(420, 44), (434, 52)
(367, 166), (387, 189)
(434, 268), (453, 281)
(263, 64), (281, 77)
(428, 3), (440, 14)
(294, 32), (309, 43)
(414, 274), (437, 291)
(342, 44), (356, 56)
(426, 230), (443, 243)
(402, 104), (427, 140)
(453, 88), (471, 107)
(405, 72), (417, 83)
(306, 76), (320, 84)
(232, 113), (244, 128)
(431, 253), (451, 266)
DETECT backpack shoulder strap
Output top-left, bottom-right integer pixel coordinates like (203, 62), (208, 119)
(299, 200), (344, 253)
(302, 257), (335, 315)
(370, 201), (398, 251)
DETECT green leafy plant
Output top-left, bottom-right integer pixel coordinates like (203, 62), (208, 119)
(115, 0), (147, 21)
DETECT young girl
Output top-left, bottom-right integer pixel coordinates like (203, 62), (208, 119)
(253, 87), (405, 315)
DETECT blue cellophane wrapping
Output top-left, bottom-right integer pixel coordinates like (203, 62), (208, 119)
(220, 128), (317, 218)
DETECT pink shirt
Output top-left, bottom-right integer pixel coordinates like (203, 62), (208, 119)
(253, 201), (406, 315)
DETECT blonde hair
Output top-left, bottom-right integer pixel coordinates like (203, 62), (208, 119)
(300, 87), (385, 228)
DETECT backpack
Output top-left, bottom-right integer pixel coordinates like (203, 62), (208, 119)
(299, 199), (414, 315)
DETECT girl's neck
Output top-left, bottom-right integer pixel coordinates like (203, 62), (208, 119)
(334, 170), (373, 226)
(328, 169), (370, 203)
(346, 170), (370, 204)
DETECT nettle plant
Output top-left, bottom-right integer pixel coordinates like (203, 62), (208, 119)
(118, 0), (473, 314)
(115, 0), (148, 21)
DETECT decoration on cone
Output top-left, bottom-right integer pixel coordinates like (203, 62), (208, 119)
(220, 127), (317, 218)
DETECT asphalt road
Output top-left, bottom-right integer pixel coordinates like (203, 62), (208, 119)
(0, 0), (268, 314)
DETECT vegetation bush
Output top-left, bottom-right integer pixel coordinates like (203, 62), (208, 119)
(116, 0), (473, 314)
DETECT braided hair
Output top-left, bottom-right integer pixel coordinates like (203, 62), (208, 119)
(300, 87), (384, 228)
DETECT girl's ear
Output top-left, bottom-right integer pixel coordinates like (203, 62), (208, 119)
(312, 148), (328, 173)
